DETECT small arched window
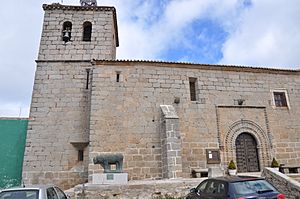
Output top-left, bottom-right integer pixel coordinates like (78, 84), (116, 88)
(83, 21), (92, 41)
(62, 21), (72, 42)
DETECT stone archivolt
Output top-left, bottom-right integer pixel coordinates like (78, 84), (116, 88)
(224, 119), (272, 168)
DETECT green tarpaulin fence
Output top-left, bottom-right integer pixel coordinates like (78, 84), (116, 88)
(0, 119), (28, 189)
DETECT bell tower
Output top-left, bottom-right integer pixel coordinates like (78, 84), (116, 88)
(38, 0), (119, 61)
(23, 1), (119, 189)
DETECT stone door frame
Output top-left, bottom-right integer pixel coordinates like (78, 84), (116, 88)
(223, 120), (272, 171)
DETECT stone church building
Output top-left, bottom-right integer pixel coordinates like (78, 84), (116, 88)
(22, 2), (300, 189)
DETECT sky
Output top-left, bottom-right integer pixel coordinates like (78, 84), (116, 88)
(0, 0), (299, 117)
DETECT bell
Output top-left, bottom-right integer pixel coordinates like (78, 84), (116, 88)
(62, 31), (70, 43)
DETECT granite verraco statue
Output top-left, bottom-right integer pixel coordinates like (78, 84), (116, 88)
(93, 153), (124, 173)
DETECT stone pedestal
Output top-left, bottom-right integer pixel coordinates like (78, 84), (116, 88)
(208, 167), (224, 178)
(92, 173), (128, 185)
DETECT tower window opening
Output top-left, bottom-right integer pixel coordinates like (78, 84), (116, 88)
(189, 77), (197, 101)
(62, 21), (72, 43)
(78, 150), (84, 161)
(83, 21), (92, 41)
(86, 69), (90, 89)
(116, 72), (121, 82)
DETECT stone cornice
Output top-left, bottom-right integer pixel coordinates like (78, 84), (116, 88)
(217, 105), (266, 109)
(36, 60), (92, 63)
(93, 60), (300, 75)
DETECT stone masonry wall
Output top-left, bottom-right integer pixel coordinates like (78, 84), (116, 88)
(25, 2), (300, 190)
(23, 61), (92, 189)
(23, 4), (119, 189)
(38, 5), (117, 61)
(89, 61), (300, 180)
(262, 167), (300, 199)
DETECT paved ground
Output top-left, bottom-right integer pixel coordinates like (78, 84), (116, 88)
(65, 172), (263, 198)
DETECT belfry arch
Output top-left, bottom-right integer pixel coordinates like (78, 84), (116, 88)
(223, 120), (272, 171)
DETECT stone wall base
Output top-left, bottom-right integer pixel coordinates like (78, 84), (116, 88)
(22, 171), (88, 190)
(70, 178), (203, 199)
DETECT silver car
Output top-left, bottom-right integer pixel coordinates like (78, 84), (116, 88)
(0, 185), (69, 199)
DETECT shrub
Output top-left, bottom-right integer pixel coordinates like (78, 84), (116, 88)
(271, 158), (279, 168)
(228, 160), (237, 170)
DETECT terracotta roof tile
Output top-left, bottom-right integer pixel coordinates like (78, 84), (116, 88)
(92, 59), (300, 75)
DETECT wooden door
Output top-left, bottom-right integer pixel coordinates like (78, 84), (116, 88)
(235, 133), (260, 172)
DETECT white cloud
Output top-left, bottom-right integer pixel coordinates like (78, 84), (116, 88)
(107, 0), (242, 60)
(220, 0), (300, 68)
(0, 1), (41, 118)
(163, 0), (210, 28)
(0, 103), (30, 118)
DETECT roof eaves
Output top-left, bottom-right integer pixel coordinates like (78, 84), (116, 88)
(93, 59), (299, 74)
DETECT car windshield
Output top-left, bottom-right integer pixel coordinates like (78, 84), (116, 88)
(0, 190), (39, 199)
(232, 179), (276, 195)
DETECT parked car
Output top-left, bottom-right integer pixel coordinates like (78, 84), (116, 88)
(186, 176), (285, 199)
(0, 184), (69, 199)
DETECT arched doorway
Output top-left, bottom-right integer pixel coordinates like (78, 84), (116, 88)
(235, 133), (260, 172)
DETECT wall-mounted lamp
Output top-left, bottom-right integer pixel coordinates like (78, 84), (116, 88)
(174, 97), (180, 104)
(237, 99), (245, 105)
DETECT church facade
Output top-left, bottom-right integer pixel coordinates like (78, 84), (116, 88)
(22, 2), (300, 189)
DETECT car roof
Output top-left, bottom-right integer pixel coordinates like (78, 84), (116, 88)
(208, 175), (265, 183)
(0, 184), (56, 191)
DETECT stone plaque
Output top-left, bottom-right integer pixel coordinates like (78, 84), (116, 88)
(92, 173), (128, 184)
(106, 173), (114, 180)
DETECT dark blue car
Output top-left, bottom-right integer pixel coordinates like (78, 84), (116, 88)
(186, 176), (285, 199)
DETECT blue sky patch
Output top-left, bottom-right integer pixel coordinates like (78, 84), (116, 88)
(243, 0), (252, 8)
(159, 18), (228, 64)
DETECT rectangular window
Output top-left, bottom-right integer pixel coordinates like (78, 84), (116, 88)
(273, 92), (287, 107)
(189, 77), (197, 101)
(116, 71), (122, 82)
(116, 72), (120, 82)
(78, 150), (84, 161)
(86, 69), (90, 89)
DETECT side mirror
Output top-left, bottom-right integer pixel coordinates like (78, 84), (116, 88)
(190, 188), (197, 193)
